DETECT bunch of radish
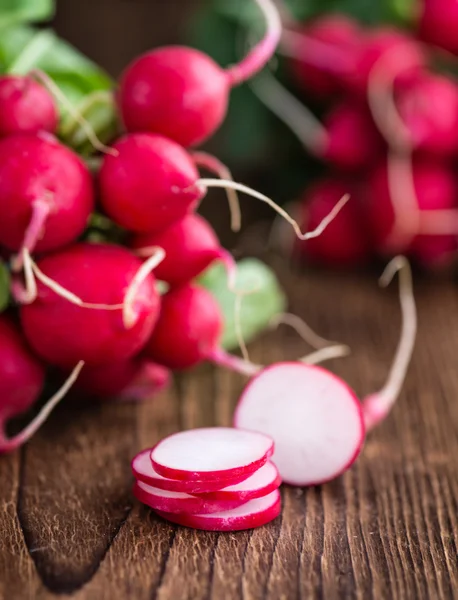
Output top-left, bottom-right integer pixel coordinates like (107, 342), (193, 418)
(132, 428), (281, 531)
(259, 7), (458, 271)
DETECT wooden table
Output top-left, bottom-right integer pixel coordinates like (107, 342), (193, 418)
(1, 266), (457, 600)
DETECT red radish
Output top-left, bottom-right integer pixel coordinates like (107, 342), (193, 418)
(20, 243), (160, 368)
(132, 449), (253, 493)
(0, 133), (94, 258)
(418, 0), (458, 55)
(283, 15), (362, 100)
(99, 133), (204, 233)
(131, 214), (232, 287)
(235, 256), (416, 485)
(118, 0), (281, 147)
(74, 358), (170, 401)
(0, 315), (84, 452)
(150, 427), (274, 482)
(133, 480), (247, 514)
(154, 489), (281, 531)
(0, 75), (57, 137)
(294, 179), (372, 267)
(193, 461), (281, 502)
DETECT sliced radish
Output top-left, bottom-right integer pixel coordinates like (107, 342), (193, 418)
(154, 489), (281, 531)
(234, 362), (364, 486)
(150, 427), (274, 482)
(132, 448), (252, 493)
(133, 480), (247, 514)
(194, 461), (281, 501)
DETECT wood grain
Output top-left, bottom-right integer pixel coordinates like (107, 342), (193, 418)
(0, 268), (457, 600)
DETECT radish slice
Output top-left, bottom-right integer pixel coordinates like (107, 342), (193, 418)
(150, 427), (274, 482)
(194, 461), (281, 501)
(154, 489), (281, 531)
(133, 480), (247, 514)
(132, 448), (252, 493)
(234, 362), (364, 486)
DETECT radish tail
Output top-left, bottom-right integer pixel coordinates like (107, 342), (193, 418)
(363, 256), (417, 430)
(209, 347), (261, 376)
(10, 198), (51, 272)
(270, 312), (342, 349)
(300, 345), (350, 365)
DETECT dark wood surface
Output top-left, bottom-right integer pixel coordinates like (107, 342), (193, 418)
(0, 265), (457, 600)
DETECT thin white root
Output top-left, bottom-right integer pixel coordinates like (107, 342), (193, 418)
(363, 256), (417, 431)
(30, 69), (118, 157)
(191, 151), (242, 232)
(197, 179), (349, 241)
(123, 247), (165, 328)
(249, 69), (329, 155)
(270, 312), (341, 349)
(300, 344), (351, 365)
(22, 249), (38, 304)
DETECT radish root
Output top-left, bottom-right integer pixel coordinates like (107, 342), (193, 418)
(10, 196), (52, 272)
(0, 360), (85, 453)
(363, 256), (417, 431)
(270, 312), (342, 349)
(300, 345), (350, 365)
(191, 152), (241, 232)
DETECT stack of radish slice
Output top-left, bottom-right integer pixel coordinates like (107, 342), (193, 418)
(132, 427), (282, 531)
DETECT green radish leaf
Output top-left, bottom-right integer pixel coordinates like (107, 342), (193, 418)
(198, 258), (287, 351)
(0, 0), (54, 30)
(0, 260), (10, 313)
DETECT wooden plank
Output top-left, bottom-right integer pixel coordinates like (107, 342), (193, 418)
(0, 270), (457, 599)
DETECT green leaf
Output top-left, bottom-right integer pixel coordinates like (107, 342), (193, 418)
(0, 260), (10, 313)
(0, 0), (54, 30)
(199, 258), (287, 351)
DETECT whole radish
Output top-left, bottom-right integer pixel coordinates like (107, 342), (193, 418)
(294, 179), (373, 267)
(20, 243), (160, 368)
(418, 0), (458, 55)
(131, 213), (232, 287)
(0, 133), (94, 257)
(117, 0), (281, 147)
(0, 75), (58, 137)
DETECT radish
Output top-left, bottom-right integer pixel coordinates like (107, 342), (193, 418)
(20, 243), (160, 368)
(0, 133), (94, 260)
(133, 480), (247, 514)
(418, 0), (458, 55)
(0, 314), (84, 452)
(294, 179), (373, 267)
(150, 427), (274, 482)
(154, 489), (281, 531)
(118, 0), (281, 147)
(0, 75), (57, 137)
(235, 256), (416, 485)
(74, 358), (170, 402)
(131, 213), (233, 287)
(132, 449), (253, 493)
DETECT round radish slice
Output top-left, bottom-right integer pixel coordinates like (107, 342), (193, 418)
(133, 480), (247, 514)
(150, 427), (274, 482)
(132, 449), (252, 493)
(154, 489), (281, 531)
(234, 363), (364, 486)
(194, 461), (281, 501)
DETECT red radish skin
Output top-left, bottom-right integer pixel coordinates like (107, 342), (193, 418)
(99, 133), (203, 233)
(0, 133), (94, 255)
(295, 179), (372, 267)
(20, 243), (160, 368)
(418, 0), (458, 55)
(154, 489), (281, 531)
(0, 76), (57, 137)
(132, 449), (252, 493)
(133, 480), (247, 514)
(74, 359), (170, 402)
(234, 362), (364, 486)
(150, 427), (274, 482)
(118, 0), (281, 147)
(131, 214), (230, 287)
(193, 461), (281, 502)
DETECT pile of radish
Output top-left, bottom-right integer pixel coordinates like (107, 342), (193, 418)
(258, 5), (458, 271)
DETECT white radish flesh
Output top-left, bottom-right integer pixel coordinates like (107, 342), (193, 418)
(131, 449), (252, 493)
(234, 362), (364, 486)
(155, 489), (281, 531)
(150, 427), (274, 482)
